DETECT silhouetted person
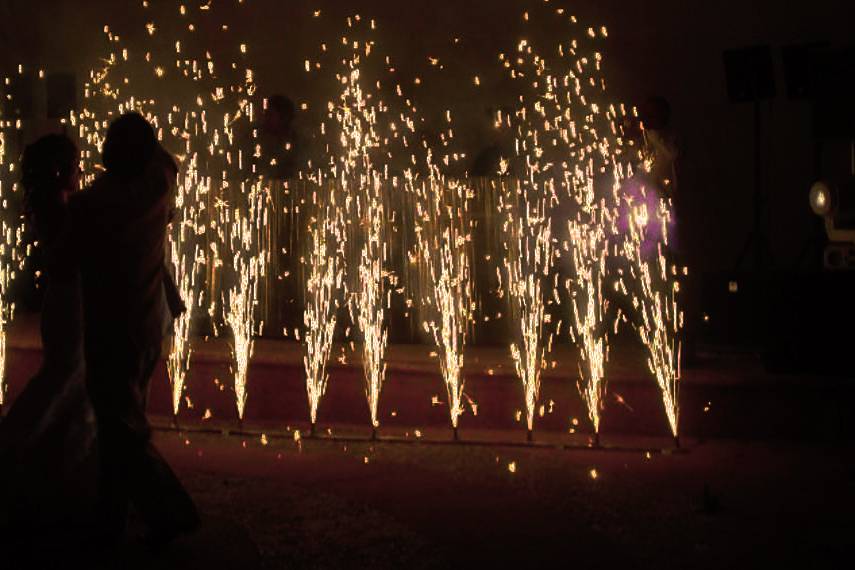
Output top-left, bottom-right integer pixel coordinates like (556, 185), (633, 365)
(0, 134), (99, 566)
(639, 96), (680, 198)
(260, 94), (302, 180)
(69, 113), (199, 548)
(470, 106), (514, 177)
(629, 96), (699, 363)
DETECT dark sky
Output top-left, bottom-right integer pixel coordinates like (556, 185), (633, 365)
(1, 0), (853, 272)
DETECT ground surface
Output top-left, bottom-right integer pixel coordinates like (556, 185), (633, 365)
(151, 429), (853, 570)
(4, 317), (854, 569)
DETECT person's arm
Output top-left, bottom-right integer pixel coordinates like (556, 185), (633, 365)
(162, 264), (186, 320)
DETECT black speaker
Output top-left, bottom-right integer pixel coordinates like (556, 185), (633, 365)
(723, 45), (776, 103)
(46, 72), (77, 119)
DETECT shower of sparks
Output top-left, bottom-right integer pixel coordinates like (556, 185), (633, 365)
(498, 39), (560, 434)
(620, 193), (683, 436)
(0, 3), (685, 440)
(66, 1), (267, 419)
(220, 180), (269, 420)
(332, 41), (391, 430)
(500, 8), (646, 435)
(392, 31), (475, 431)
(411, 169), (474, 429)
(0, 123), (26, 407)
(302, 197), (343, 427)
(355, 190), (389, 428)
(165, 153), (207, 416)
(312, 17), (471, 430)
(567, 205), (609, 433)
(501, 178), (554, 433)
(0, 129), (8, 406)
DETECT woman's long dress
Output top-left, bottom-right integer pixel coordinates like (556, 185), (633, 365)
(0, 259), (98, 535)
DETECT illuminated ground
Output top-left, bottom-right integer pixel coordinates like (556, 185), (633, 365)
(147, 429), (853, 569)
(8, 313), (855, 441)
(4, 317), (855, 568)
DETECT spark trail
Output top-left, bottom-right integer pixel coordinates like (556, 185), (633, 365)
(620, 193), (683, 439)
(501, 8), (646, 438)
(302, 196), (343, 433)
(411, 165), (474, 435)
(502, 179), (554, 439)
(0, 121), (26, 408)
(499, 39), (558, 440)
(220, 179), (269, 420)
(334, 40), (390, 433)
(355, 180), (388, 432)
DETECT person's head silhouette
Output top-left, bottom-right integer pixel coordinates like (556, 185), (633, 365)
(640, 96), (671, 131)
(21, 134), (79, 240)
(262, 95), (296, 136)
(102, 112), (158, 178)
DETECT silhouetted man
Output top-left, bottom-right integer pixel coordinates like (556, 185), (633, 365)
(470, 105), (514, 178)
(69, 113), (199, 548)
(629, 96), (680, 198)
(260, 94), (302, 180)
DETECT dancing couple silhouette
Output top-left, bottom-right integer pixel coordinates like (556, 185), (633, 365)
(0, 113), (200, 567)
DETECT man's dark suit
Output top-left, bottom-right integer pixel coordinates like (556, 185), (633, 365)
(69, 155), (198, 541)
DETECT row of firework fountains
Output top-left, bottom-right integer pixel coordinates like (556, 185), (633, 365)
(0, 4), (683, 442)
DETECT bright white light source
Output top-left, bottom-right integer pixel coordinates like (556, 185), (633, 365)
(809, 181), (833, 217)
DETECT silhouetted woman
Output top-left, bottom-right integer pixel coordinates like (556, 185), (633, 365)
(0, 134), (98, 558)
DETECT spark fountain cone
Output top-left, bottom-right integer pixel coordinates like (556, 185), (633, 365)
(0, 115), (26, 410)
(496, 7), (667, 441)
(302, 195), (343, 430)
(411, 170), (475, 434)
(619, 194), (683, 439)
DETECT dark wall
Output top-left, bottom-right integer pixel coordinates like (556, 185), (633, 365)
(1, 0), (852, 273)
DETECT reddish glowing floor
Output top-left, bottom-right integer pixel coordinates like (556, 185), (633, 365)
(6, 312), (854, 441)
(151, 430), (853, 569)
(3, 313), (854, 568)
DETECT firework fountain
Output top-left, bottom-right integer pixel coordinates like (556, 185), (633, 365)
(69, 1), (268, 421)
(0, 120), (26, 411)
(566, 197), (611, 443)
(620, 191), (683, 443)
(411, 164), (474, 439)
(0, 2), (685, 446)
(166, 161), (205, 418)
(332, 33), (392, 436)
(395, 48), (477, 440)
(499, 8), (664, 442)
(353, 177), (391, 437)
(498, 39), (559, 442)
(219, 179), (269, 422)
(302, 196), (343, 436)
(501, 180), (554, 442)
(355, 182), (389, 437)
